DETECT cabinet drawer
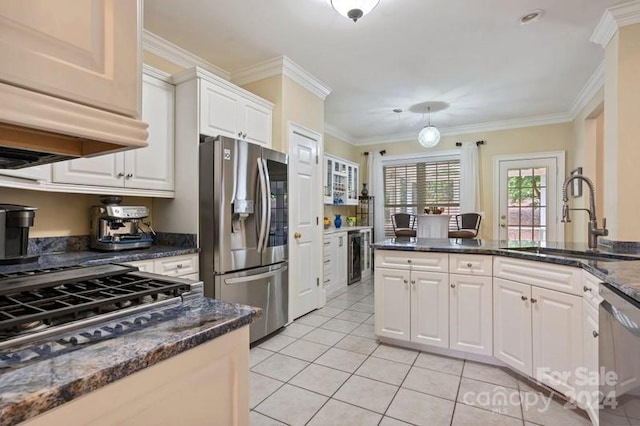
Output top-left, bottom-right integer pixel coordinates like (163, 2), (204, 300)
(124, 259), (155, 273)
(375, 250), (448, 272)
(153, 254), (199, 277)
(582, 270), (603, 308)
(180, 272), (201, 281)
(493, 256), (581, 295)
(449, 254), (492, 276)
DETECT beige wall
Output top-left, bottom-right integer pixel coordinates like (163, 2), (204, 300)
(357, 123), (573, 239)
(324, 133), (359, 163)
(0, 188), (152, 237)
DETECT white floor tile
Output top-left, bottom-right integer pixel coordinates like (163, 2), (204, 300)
(355, 356), (411, 386)
(279, 339), (330, 362)
(372, 344), (419, 365)
(457, 377), (522, 419)
(349, 302), (375, 314)
(249, 410), (287, 425)
(254, 384), (327, 426)
(314, 347), (368, 373)
(302, 328), (347, 346)
(320, 317), (361, 334)
(386, 388), (455, 426)
(295, 312), (331, 327)
(289, 364), (350, 396)
(250, 347), (275, 367)
(402, 366), (461, 401)
(414, 351), (464, 375)
(326, 299), (356, 309)
(250, 372), (284, 409)
(350, 323), (377, 339)
(333, 375), (399, 414)
(335, 309), (372, 323)
(379, 416), (413, 425)
(335, 334), (379, 355)
(251, 353), (309, 382)
(462, 361), (519, 389)
(257, 334), (297, 352)
(307, 399), (382, 426)
(280, 322), (315, 338)
(452, 403), (523, 426)
(520, 391), (592, 426)
(315, 306), (344, 318)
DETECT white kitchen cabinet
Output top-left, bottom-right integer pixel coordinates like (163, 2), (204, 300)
(0, 165), (51, 182)
(375, 267), (411, 341)
(124, 254), (199, 279)
(51, 69), (175, 194)
(581, 300), (599, 422)
(411, 271), (449, 348)
(0, 0), (141, 118)
(322, 231), (348, 294)
(323, 235), (334, 290)
(323, 155), (359, 205)
(23, 326), (249, 426)
(449, 274), (493, 355)
(199, 76), (272, 146)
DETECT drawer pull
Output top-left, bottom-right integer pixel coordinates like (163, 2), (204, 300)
(176, 264), (183, 269)
(583, 286), (592, 292)
(467, 263), (473, 268)
(521, 296), (528, 301)
(407, 259), (412, 264)
(593, 330), (599, 338)
(324, 260), (331, 264)
(450, 283), (456, 288)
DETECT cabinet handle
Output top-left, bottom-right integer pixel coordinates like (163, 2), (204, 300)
(238, 132), (243, 137)
(243, 132), (247, 139)
(583, 286), (592, 292)
(407, 259), (412, 264)
(593, 330), (599, 338)
(451, 283), (456, 288)
(411, 279), (416, 285)
(176, 264), (183, 269)
(117, 172), (124, 178)
(126, 173), (133, 179)
(403, 279), (408, 287)
(531, 298), (537, 304)
(521, 296), (528, 301)
(323, 259), (331, 264)
(466, 263), (473, 268)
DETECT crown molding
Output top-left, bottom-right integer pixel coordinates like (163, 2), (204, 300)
(591, 0), (640, 47)
(568, 61), (604, 119)
(231, 56), (332, 100)
(324, 123), (356, 144)
(142, 30), (230, 80)
(142, 64), (172, 82)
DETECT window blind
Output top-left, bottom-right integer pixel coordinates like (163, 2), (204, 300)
(383, 159), (461, 236)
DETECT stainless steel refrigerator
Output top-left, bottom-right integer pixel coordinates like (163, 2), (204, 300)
(199, 135), (288, 343)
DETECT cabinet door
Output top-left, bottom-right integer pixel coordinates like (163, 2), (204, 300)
(334, 232), (348, 287)
(124, 74), (175, 191)
(323, 236), (334, 290)
(53, 152), (124, 187)
(532, 286), (583, 396)
(581, 301), (599, 421)
(411, 271), (449, 348)
(346, 163), (358, 205)
(0, 0), (140, 117)
(493, 278), (532, 376)
(0, 165), (51, 181)
(324, 157), (334, 204)
(374, 268), (410, 341)
(239, 99), (271, 146)
(199, 80), (240, 138)
(450, 274), (493, 356)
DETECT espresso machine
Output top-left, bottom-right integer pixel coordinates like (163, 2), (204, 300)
(90, 196), (154, 251)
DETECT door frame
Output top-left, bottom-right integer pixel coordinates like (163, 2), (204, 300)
(288, 122), (324, 321)
(492, 151), (565, 242)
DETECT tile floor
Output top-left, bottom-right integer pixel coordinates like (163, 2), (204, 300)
(249, 276), (592, 426)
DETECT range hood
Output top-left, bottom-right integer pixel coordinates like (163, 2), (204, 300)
(0, 81), (149, 170)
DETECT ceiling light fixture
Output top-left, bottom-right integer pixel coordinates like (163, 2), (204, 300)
(519, 9), (545, 25)
(418, 107), (441, 148)
(331, 0), (380, 23)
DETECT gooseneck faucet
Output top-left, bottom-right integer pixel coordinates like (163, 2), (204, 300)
(561, 173), (608, 249)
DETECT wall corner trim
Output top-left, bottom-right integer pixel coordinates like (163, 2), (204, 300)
(325, 123), (356, 145)
(591, 0), (640, 47)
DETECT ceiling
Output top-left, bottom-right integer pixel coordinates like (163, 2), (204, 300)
(144, 0), (621, 145)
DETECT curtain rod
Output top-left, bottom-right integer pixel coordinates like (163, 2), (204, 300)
(456, 140), (485, 147)
(363, 150), (386, 156)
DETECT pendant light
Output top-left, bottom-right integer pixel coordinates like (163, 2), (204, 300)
(418, 107), (441, 148)
(331, 0), (380, 22)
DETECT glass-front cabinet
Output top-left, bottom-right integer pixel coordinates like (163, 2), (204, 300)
(324, 154), (359, 206)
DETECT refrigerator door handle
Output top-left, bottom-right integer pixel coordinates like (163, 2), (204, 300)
(223, 263), (288, 285)
(262, 158), (272, 252)
(256, 158), (268, 253)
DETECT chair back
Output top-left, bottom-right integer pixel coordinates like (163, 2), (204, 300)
(392, 213), (414, 230)
(456, 213), (482, 235)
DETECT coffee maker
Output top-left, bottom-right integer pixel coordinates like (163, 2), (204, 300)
(0, 204), (38, 264)
(90, 196), (154, 251)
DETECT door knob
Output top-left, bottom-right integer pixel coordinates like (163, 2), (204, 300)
(294, 232), (302, 239)
(501, 215), (506, 220)
(500, 223), (506, 228)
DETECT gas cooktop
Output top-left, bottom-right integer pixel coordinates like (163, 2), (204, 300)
(0, 264), (197, 357)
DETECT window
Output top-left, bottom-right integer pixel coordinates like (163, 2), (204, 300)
(383, 158), (460, 236)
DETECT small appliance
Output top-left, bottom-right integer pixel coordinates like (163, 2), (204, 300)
(0, 204), (37, 264)
(90, 196), (154, 251)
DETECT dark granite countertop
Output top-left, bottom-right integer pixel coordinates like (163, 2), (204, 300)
(372, 238), (640, 304)
(0, 295), (260, 426)
(0, 245), (199, 275)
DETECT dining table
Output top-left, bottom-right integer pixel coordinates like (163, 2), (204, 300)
(416, 214), (452, 238)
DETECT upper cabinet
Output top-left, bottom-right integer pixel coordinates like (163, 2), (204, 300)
(49, 67), (175, 196)
(323, 155), (359, 205)
(0, 0), (140, 117)
(0, 0), (147, 157)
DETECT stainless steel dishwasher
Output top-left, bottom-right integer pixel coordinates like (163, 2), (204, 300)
(348, 231), (362, 284)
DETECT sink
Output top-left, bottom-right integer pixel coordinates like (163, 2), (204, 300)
(502, 247), (640, 262)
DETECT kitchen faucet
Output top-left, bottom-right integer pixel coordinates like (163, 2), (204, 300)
(561, 173), (607, 249)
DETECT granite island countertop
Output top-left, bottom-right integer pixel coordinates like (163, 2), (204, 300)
(372, 238), (640, 304)
(0, 294), (260, 426)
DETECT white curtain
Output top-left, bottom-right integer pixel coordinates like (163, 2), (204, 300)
(460, 142), (480, 213)
(368, 152), (385, 242)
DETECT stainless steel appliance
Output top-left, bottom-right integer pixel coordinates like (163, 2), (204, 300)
(199, 136), (288, 343)
(348, 231), (362, 284)
(90, 196), (154, 251)
(0, 264), (201, 366)
(599, 284), (640, 425)
(0, 204), (37, 264)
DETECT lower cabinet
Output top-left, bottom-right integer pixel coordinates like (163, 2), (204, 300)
(493, 277), (583, 397)
(23, 326), (249, 426)
(124, 254), (199, 281)
(375, 267), (411, 341)
(410, 270), (449, 347)
(449, 274), (493, 356)
(322, 231), (347, 294)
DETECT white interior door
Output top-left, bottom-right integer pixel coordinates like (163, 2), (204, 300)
(494, 152), (564, 242)
(289, 123), (322, 320)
